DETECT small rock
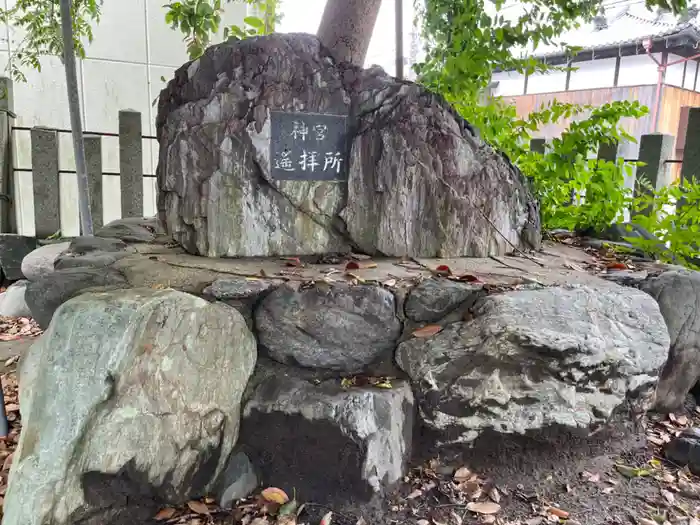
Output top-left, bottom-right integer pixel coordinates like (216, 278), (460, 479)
(204, 278), (281, 301)
(216, 451), (259, 509)
(255, 283), (401, 373)
(25, 267), (129, 328)
(204, 278), (283, 330)
(665, 428), (700, 473)
(404, 279), (485, 323)
(0, 280), (31, 317)
(20, 242), (70, 281)
(240, 364), (414, 506)
(66, 236), (129, 255)
(54, 252), (131, 270)
(95, 217), (164, 243)
(0, 235), (37, 280)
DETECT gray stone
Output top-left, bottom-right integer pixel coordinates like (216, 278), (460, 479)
(396, 285), (670, 445)
(156, 33), (540, 258)
(665, 428), (700, 474)
(641, 270), (700, 412)
(255, 283), (402, 373)
(404, 278), (485, 323)
(95, 217), (164, 243)
(0, 235), (37, 280)
(119, 110), (144, 219)
(20, 242), (70, 281)
(204, 278), (281, 301)
(240, 365), (413, 506)
(3, 288), (256, 525)
(67, 236), (129, 255)
(25, 267), (129, 328)
(54, 252), (131, 271)
(216, 451), (258, 509)
(0, 280), (31, 317)
(203, 278), (283, 330)
(54, 236), (132, 271)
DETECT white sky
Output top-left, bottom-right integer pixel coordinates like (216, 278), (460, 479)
(277, 0), (421, 77)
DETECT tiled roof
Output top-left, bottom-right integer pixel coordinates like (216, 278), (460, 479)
(524, 2), (700, 58)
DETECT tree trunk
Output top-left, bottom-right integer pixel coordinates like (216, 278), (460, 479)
(60, 0), (93, 235)
(316, 0), (382, 66)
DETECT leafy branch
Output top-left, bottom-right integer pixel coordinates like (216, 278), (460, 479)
(0, 0), (102, 81)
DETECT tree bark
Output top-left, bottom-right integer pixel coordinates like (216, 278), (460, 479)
(60, 0), (93, 235)
(316, 0), (382, 66)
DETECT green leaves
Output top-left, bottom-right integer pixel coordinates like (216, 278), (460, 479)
(164, 0), (280, 59)
(0, 0), (103, 82)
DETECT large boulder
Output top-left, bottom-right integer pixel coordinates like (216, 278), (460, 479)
(641, 270), (700, 412)
(255, 283), (401, 373)
(396, 285), (670, 445)
(240, 363), (413, 506)
(156, 33), (540, 258)
(3, 288), (257, 525)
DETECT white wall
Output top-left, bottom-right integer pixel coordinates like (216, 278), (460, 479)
(568, 57), (616, 90)
(666, 53), (686, 87)
(527, 69), (567, 94)
(685, 60), (698, 90)
(492, 71), (526, 96)
(2, 0), (247, 236)
(617, 53), (662, 87)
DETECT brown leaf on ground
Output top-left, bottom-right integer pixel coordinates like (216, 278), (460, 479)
(319, 511), (333, 525)
(153, 507), (177, 520)
(453, 467), (472, 483)
(488, 487), (501, 503)
(0, 316), (42, 340)
(435, 265), (452, 276)
(186, 500), (210, 515)
(546, 507), (569, 519)
(466, 501), (501, 515)
(2, 453), (13, 471)
(261, 487), (289, 505)
(282, 257), (302, 267)
(345, 261), (360, 271)
(412, 325), (442, 338)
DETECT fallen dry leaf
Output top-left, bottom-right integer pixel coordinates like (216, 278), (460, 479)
(2, 453), (13, 471)
(488, 487), (501, 503)
(4, 404), (18, 413)
(261, 487), (289, 505)
(283, 257), (302, 267)
(466, 501), (501, 515)
(453, 467), (472, 483)
(581, 471), (600, 483)
(186, 500), (210, 515)
(355, 518), (368, 525)
(153, 507), (177, 521)
(637, 519), (656, 525)
(435, 265), (452, 276)
(417, 520), (430, 525)
(406, 489), (423, 500)
(661, 489), (675, 505)
(547, 507), (569, 519)
(319, 511), (333, 525)
(345, 261), (360, 271)
(606, 262), (628, 270)
(412, 325), (442, 338)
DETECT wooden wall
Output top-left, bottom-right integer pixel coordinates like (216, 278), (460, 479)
(507, 84), (700, 181)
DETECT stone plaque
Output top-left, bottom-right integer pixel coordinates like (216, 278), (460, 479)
(270, 111), (348, 181)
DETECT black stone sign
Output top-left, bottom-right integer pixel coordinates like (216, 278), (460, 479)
(270, 111), (348, 181)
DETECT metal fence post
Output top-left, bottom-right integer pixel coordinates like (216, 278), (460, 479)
(31, 128), (61, 238)
(119, 110), (143, 219)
